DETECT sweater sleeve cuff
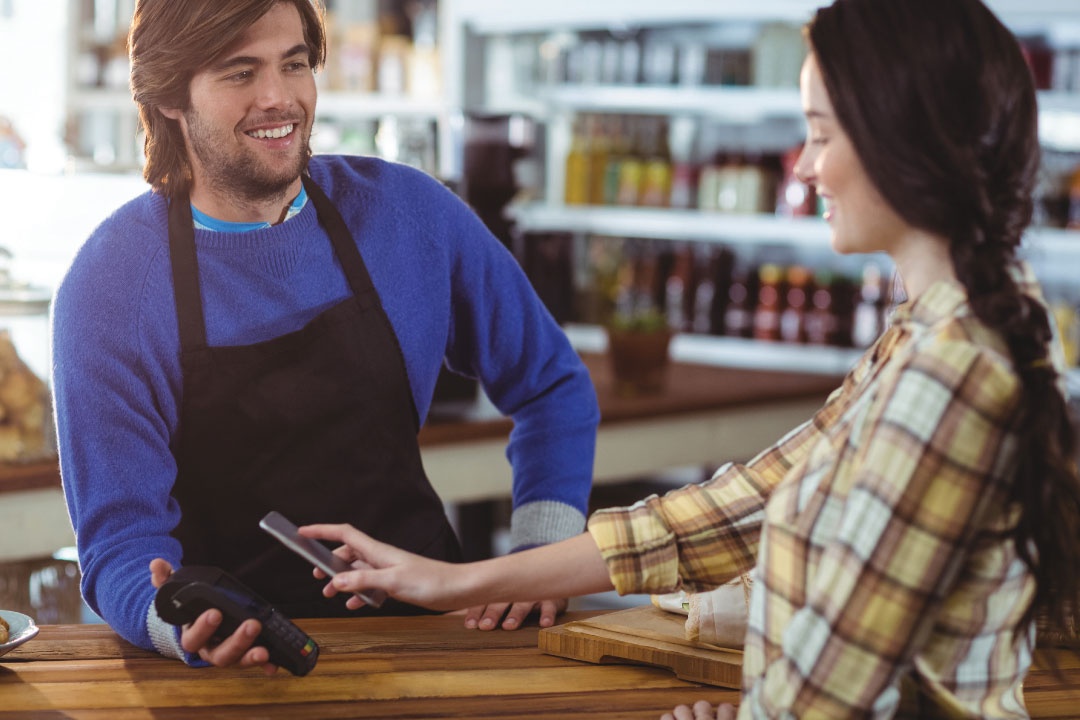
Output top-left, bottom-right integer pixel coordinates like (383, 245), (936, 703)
(146, 600), (207, 667)
(586, 497), (681, 596)
(509, 500), (585, 552)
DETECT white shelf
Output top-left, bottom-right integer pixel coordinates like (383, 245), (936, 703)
(563, 323), (861, 376)
(68, 89), (445, 121)
(454, 0), (1080, 34)
(521, 86), (1080, 129)
(455, 0), (823, 33)
(1023, 227), (1080, 258)
(508, 204), (832, 247)
(68, 89), (135, 112)
(541, 84), (802, 122)
(509, 204), (1080, 254)
(1038, 92), (1080, 151)
(564, 326), (1080, 381)
(317, 93), (445, 120)
(1067, 368), (1080, 398)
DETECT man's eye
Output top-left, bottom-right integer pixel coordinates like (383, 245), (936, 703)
(285, 62), (308, 72)
(810, 136), (829, 146)
(229, 70), (253, 82)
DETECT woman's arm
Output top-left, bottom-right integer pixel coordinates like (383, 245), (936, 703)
(298, 526), (614, 610)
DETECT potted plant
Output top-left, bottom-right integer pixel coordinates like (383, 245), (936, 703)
(606, 308), (673, 397)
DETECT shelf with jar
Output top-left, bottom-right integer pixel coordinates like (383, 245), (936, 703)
(63, 0), (446, 174)
(455, 8), (1080, 377)
(519, 231), (1080, 383)
(507, 109), (1080, 259)
(520, 233), (903, 372)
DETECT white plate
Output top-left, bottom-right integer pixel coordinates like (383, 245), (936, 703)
(0, 610), (40, 658)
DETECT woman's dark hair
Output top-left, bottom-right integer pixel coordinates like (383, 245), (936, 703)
(808, 0), (1079, 641)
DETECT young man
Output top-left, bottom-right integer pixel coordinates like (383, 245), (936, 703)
(51, 0), (599, 671)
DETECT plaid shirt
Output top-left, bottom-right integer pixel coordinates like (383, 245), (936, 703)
(588, 264), (1065, 719)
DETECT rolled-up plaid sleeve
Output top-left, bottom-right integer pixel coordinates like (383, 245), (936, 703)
(743, 340), (1021, 718)
(587, 379), (851, 596)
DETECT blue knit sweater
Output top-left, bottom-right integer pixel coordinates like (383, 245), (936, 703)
(52, 155), (599, 655)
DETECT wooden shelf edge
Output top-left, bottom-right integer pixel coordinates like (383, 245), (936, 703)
(0, 460), (62, 494)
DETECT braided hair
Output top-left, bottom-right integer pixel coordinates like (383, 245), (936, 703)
(808, 0), (1080, 639)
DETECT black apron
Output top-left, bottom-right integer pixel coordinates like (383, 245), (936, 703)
(167, 174), (461, 618)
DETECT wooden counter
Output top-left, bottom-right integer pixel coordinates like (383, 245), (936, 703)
(0, 614), (1077, 718)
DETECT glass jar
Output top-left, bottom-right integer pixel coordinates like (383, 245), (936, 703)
(0, 247), (54, 464)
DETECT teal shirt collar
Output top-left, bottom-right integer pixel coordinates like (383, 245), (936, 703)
(191, 185), (308, 233)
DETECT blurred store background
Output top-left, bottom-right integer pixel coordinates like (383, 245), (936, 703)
(2, 0), (1080, 625)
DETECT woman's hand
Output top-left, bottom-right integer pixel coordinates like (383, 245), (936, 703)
(299, 523), (474, 611)
(660, 701), (736, 720)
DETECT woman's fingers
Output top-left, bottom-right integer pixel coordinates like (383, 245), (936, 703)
(300, 523), (382, 561)
(665, 701), (728, 720)
(672, 705), (696, 720)
(693, 700), (717, 720)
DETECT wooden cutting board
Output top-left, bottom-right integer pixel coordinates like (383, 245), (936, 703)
(539, 605), (743, 688)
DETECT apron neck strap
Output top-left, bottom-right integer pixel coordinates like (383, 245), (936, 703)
(168, 187), (209, 351)
(302, 173), (377, 306)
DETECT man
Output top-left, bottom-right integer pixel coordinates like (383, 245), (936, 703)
(51, 0), (599, 671)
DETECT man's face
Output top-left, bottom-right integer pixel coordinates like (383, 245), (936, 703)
(175, 2), (316, 203)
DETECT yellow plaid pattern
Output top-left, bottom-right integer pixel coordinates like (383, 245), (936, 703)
(588, 263), (1061, 718)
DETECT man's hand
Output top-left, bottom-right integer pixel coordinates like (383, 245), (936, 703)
(149, 558), (277, 675)
(461, 599), (567, 631)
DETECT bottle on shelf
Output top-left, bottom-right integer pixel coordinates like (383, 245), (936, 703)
(752, 263), (784, 341)
(1068, 163), (1080, 230)
(707, 247), (736, 336)
(564, 115), (591, 206)
(639, 118), (673, 208)
(852, 263), (886, 348)
(736, 152), (769, 214)
(1049, 297), (1079, 367)
(663, 245), (693, 331)
(603, 116), (631, 205)
(723, 264), (757, 339)
(714, 153), (743, 214)
(779, 265), (810, 344)
(803, 269), (837, 346)
(615, 117), (645, 206)
(668, 116), (699, 210)
(588, 116), (611, 206)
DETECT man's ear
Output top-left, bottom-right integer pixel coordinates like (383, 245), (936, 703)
(158, 106), (183, 121)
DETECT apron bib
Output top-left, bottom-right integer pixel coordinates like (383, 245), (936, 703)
(167, 174), (460, 618)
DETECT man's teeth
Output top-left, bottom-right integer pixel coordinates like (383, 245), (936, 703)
(246, 124), (294, 139)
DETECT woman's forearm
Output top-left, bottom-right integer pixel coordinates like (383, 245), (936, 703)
(463, 532), (615, 604)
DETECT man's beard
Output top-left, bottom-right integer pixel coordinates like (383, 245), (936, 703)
(184, 106), (310, 204)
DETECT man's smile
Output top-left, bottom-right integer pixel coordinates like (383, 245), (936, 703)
(244, 123), (296, 139)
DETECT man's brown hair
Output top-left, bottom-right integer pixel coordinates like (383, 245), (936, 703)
(128, 0), (326, 197)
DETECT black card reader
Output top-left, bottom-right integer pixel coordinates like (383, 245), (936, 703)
(154, 565), (319, 676)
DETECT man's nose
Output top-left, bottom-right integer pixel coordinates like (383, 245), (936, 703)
(254, 70), (291, 111)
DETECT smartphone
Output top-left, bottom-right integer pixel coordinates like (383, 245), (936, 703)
(259, 511), (386, 608)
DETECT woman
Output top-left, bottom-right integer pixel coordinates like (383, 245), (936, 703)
(301, 0), (1080, 716)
